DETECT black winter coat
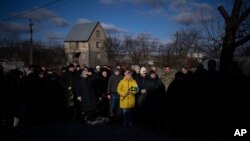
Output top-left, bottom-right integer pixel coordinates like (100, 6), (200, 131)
(76, 76), (98, 113)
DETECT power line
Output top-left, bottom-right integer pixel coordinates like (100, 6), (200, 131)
(0, 0), (65, 21)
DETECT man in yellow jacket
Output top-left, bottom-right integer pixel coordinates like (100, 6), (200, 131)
(117, 68), (138, 127)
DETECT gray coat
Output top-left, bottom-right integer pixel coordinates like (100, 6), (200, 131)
(107, 74), (123, 94)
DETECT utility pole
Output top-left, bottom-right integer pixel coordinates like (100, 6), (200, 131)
(29, 18), (33, 65)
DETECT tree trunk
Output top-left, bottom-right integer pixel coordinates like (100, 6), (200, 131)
(219, 22), (238, 73)
(218, 0), (242, 73)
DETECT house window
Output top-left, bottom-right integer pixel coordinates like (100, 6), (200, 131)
(69, 42), (74, 48)
(68, 54), (73, 62)
(69, 42), (78, 50)
(96, 30), (100, 38)
(81, 53), (86, 60)
(97, 53), (101, 59)
(76, 42), (79, 49)
(96, 42), (100, 48)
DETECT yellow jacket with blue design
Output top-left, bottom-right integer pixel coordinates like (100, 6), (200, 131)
(117, 77), (138, 109)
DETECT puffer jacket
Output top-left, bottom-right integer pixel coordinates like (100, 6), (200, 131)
(117, 77), (138, 109)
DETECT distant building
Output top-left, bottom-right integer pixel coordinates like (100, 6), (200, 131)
(64, 21), (108, 67)
(0, 59), (25, 73)
(187, 52), (206, 62)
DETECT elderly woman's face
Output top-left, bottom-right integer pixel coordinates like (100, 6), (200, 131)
(102, 71), (107, 77)
(140, 67), (147, 77)
(135, 67), (140, 73)
(82, 70), (89, 77)
(181, 68), (188, 74)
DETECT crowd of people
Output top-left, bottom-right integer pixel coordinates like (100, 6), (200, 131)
(0, 60), (249, 138)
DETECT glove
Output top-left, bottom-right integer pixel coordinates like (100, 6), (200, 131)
(77, 96), (82, 101)
(107, 95), (111, 100)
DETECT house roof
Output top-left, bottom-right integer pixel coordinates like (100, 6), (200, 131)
(64, 22), (99, 42)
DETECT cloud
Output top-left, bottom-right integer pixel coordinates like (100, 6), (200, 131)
(0, 7), (69, 39)
(99, 0), (214, 25)
(0, 22), (29, 37)
(49, 18), (69, 27)
(173, 12), (196, 25)
(149, 8), (165, 15)
(98, 0), (115, 4)
(192, 2), (213, 11)
(0, 22), (29, 34)
(77, 18), (128, 34)
(173, 11), (213, 26)
(11, 7), (69, 27)
(131, 0), (167, 9)
(46, 32), (65, 40)
(12, 7), (56, 21)
(101, 23), (128, 34)
(77, 19), (92, 24)
(170, 1), (214, 25)
(99, 0), (168, 8)
(129, 0), (213, 25)
(0, 21), (41, 39)
(169, 0), (188, 12)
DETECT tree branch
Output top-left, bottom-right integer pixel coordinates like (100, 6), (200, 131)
(239, 7), (250, 23)
(218, 6), (230, 22)
(235, 34), (250, 47)
(231, 0), (242, 17)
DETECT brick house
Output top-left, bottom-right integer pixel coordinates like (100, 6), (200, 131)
(64, 21), (108, 67)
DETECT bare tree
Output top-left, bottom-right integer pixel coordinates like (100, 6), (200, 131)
(166, 28), (202, 68)
(200, 10), (224, 58)
(123, 35), (140, 65)
(159, 43), (174, 67)
(218, 0), (250, 72)
(123, 33), (154, 66)
(105, 33), (159, 67)
(136, 33), (152, 65)
(174, 28), (201, 56)
(0, 38), (66, 67)
(105, 35), (123, 65)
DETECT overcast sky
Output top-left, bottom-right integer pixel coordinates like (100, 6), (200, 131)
(0, 0), (232, 43)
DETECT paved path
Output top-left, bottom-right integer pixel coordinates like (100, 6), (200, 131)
(7, 121), (195, 141)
